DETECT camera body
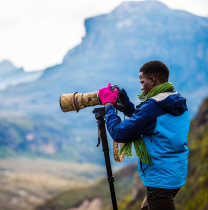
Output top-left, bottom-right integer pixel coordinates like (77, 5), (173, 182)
(110, 85), (125, 112)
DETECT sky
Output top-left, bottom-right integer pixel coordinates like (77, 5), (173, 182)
(0, 0), (208, 72)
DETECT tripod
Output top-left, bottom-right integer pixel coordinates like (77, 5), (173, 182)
(93, 107), (118, 210)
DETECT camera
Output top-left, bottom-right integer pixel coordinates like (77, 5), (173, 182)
(59, 85), (125, 112)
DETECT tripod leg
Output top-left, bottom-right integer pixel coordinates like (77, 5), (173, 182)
(98, 120), (118, 210)
(93, 107), (118, 210)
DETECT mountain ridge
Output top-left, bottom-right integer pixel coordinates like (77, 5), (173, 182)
(0, 1), (207, 116)
(0, 59), (42, 90)
(0, 0), (207, 161)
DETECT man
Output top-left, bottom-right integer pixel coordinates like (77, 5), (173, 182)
(98, 60), (190, 210)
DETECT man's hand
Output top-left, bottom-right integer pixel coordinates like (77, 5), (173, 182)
(98, 83), (118, 105)
(117, 88), (135, 117)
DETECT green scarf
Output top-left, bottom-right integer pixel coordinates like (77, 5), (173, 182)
(118, 82), (174, 164)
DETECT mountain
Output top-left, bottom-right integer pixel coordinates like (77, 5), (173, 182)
(35, 96), (208, 210)
(0, 0), (208, 161)
(0, 60), (42, 90)
(0, 1), (207, 115)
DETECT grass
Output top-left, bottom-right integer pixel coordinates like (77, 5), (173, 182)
(35, 163), (142, 210)
(0, 157), (105, 210)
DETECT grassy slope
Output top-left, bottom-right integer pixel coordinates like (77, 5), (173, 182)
(0, 158), (105, 210)
(35, 163), (144, 210)
(175, 97), (208, 210)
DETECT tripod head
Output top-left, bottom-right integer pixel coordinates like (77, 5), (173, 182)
(93, 107), (105, 120)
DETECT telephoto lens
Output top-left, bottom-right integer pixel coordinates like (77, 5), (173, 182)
(59, 85), (125, 113)
(59, 91), (102, 112)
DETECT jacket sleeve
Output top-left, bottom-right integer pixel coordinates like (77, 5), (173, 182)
(105, 100), (158, 143)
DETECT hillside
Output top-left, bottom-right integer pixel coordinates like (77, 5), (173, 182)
(35, 97), (208, 210)
(35, 163), (143, 210)
(176, 97), (208, 210)
(0, 158), (105, 210)
(0, 113), (106, 164)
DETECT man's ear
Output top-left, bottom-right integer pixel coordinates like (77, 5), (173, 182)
(149, 76), (156, 86)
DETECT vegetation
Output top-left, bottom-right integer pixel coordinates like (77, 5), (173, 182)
(35, 163), (141, 210)
(0, 158), (105, 210)
(175, 97), (208, 210)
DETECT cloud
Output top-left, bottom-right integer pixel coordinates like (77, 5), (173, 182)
(0, 0), (207, 71)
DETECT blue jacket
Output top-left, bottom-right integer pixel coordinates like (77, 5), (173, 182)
(105, 91), (190, 189)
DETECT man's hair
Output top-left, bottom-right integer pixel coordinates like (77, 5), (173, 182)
(140, 60), (169, 82)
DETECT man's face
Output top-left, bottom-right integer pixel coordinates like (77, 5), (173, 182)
(139, 72), (154, 95)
